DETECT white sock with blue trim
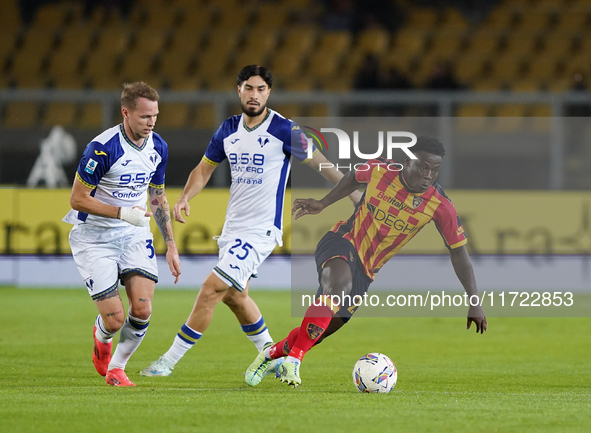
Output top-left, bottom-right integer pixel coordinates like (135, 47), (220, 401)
(241, 315), (272, 352)
(108, 314), (150, 370)
(95, 315), (115, 343)
(162, 323), (202, 366)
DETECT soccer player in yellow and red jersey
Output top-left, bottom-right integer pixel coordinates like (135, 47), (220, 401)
(245, 135), (487, 387)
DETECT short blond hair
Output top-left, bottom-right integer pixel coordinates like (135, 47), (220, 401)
(121, 82), (159, 109)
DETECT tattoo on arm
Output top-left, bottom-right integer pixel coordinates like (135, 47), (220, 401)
(139, 298), (147, 303)
(150, 187), (174, 243)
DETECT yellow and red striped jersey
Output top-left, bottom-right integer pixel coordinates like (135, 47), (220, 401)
(331, 158), (467, 280)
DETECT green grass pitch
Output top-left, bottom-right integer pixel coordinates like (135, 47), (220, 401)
(1, 287), (590, 433)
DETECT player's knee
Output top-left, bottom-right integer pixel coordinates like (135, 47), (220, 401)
(221, 293), (241, 309)
(129, 303), (152, 321)
(198, 281), (228, 307)
(320, 259), (353, 297)
(103, 314), (125, 333)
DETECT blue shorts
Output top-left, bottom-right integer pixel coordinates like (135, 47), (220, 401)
(314, 231), (372, 322)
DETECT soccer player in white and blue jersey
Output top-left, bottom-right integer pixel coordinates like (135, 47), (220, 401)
(141, 65), (360, 377)
(64, 82), (181, 387)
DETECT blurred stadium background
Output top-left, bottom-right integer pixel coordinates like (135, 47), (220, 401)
(1, 0), (591, 187)
(1, 0), (591, 289)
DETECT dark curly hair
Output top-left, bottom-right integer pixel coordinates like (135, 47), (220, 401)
(237, 65), (273, 88)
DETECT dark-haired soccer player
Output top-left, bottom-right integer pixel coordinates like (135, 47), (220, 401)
(245, 135), (487, 387)
(141, 65), (361, 378)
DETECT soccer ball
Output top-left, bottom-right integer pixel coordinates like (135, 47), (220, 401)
(352, 353), (397, 393)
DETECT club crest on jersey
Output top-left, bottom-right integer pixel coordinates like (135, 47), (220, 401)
(258, 136), (270, 148)
(412, 196), (423, 208)
(149, 153), (158, 165)
(84, 158), (97, 174)
(306, 323), (325, 340)
(85, 278), (94, 291)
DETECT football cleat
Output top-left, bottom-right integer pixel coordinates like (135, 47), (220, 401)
(139, 356), (174, 377)
(92, 325), (112, 377)
(277, 360), (301, 388)
(106, 368), (136, 387)
(244, 342), (274, 386)
(265, 357), (285, 378)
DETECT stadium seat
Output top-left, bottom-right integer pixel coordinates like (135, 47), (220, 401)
(510, 78), (541, 92)
(523, 55), (561, 82)
(141, 6), (181, 30)
(494, 104), (527, 132)
(487, 52), (527, 82)
(155, 102), (190, 129)
(280, 77), (315, 92)
(513, 10), (552, 33)
(32, 4), (69, 30)
(426, 32), (465, 59)
(3, 102), (40, 128)
(271, 50), (304, 80)
(254, 3), (289, 30)
(439, 7), (470, 33)
(131, 29), (169, 56)
(273, 104), (301, 119)
(42, 102), (77, 128)
(178, 4), (215, 31)
(405, 7), (439, 30)
(79, 102), (103, 129)
(192, 102), (217, 130)
(281, 26), (318, 58)
(355, 28), (390, 56)
(463, 29), (501, 57)
(454, 104), (491, 132)
(454, 54), (487, 84)
(529, 104), (552, 132)
(390, 29), (429, 56)
(308, 103), (330, 117)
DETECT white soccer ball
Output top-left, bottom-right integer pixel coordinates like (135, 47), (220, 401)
(352, 353), (397, 393)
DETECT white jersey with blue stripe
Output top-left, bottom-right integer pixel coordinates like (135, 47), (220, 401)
(63, 124), (168, 228)
(203, 109), (312, 245)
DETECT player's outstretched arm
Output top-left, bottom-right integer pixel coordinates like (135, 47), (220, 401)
(292, 170), (362, 220)
(149, 186), (181, 284)
(305, 150), (362, 205)
(70, 177), (152, 225)
(173, 160), (217, 223)
(449, 246), (487, 334)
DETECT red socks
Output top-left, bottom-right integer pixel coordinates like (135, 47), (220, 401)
(269, 296), (339, 361)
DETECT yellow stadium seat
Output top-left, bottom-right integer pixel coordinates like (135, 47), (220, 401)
(3, 102), (40, 128)
(480, 7), (515, 31)
(215, 7), (252, 29)
(464, 30), (501, 57)
(47, 49), (83, 82)
(540, 35), (574, 57)
(273, 103), (301, 119)
(471, 77), (504, 92)
(308, 103), (329, 117)
(43, 102), (77, 128)
(32, 4), (68, 30)
(158, 47), (194, 81)
(503, 31), (540, 57)
(319, 75), (353, 92)
(142, 6), (181, 30)
(405, 8), (439, 29)
(554, 10), (589, 33)
(282, 26), (318, 57)
(487, 52), (527, 81)
(254, 4), (289, 30)
(0, 1), (21, 33)
(18, 28), (56, 57)
(454, 54), (487, 83)
(79, 103), (103, 129)
(166, 75), (202, 91)
(494, 104), (527, 132)
(510, 78), (541, 92)
(194, 49), (231, 78)
(192, 103), (217, 130)
(524, 55), (560, 81)
(271, 49), (304, 79)
(545, 77), (574, 93)
(355, 28), (390, 56)
(131, 29), (168, 56)
(306, 51), (340, 80)
(529, 104), (552, 133)
(439, 7), (470, 33)
(241, 28), (278, 58)
(427, 32), (464, 58)
(155, 103), (190, 129)
(391, 29), (429, 56)
(317, 31), (352, 56)
(455, 104), (491, 132)
(57, 25), (96, 58)
(514, 11), (552, 32)
(169, 27), (205, 53)
(178, 5), (215, 30)
(282, 77), (315, 91)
